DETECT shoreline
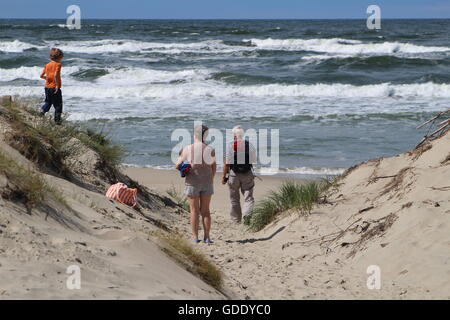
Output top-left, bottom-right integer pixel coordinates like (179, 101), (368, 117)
(124, 167), (311, 214)
(122, 165), (345, 179)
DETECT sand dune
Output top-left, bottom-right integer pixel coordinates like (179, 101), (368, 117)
(0, 99), (224, 299)
(1, 96), (448, 299)
(128, 130), (450, 299)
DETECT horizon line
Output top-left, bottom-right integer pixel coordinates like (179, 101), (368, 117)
(1, 17), (450, 20)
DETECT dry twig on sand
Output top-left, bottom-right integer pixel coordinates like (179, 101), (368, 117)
(281, 218), (362, 251)
(282, 212), (398, 257)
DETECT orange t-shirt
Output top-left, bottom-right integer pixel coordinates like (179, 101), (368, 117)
(43, 61), (62, 88)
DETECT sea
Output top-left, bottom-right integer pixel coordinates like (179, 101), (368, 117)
(1, 19), (449, 177)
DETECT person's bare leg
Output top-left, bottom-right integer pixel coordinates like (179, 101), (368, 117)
(200, 195), (212, 240)
(188, 196), (200, 240)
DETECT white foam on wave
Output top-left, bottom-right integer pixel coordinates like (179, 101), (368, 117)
(300, 54), (355, 62)
(3, 82), (450, 101)
(67, 112), (126, 121)
(6, 37), (447, 57)
(96, 67), (212, 85)
(122, 164), (345, 176)
(49, 24), (69, 29)
(0, 66), (81, 82)
(255, 166), (345, 176)
(0, 65), (211, 86)
(47, 39), (242, 54)
(246, 37), (450, 55)
(0, 40), (43, 52)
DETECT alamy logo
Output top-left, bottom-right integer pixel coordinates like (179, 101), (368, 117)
(366, 265), (381, 290)
(171, 121), (280, 174)
(66, 5), (81, 30)
(367, 5), (381, 30)
(66, 265), (81, 290)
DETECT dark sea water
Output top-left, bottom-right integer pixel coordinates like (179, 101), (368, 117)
(1, 19), (449, 175)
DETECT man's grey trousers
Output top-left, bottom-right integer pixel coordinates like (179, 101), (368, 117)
(227, 171), (255, 222)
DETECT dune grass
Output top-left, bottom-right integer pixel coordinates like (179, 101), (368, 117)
(2, 100), (123, 171)
(3, 101), (63, 168)
(77, 127), (124, 168)
(166, 184), (189, 211)
(0, 151), (68, 210)
(159, 234), (223, 291)
(244, 180), (322, 231)
(319, 175), (342, 194)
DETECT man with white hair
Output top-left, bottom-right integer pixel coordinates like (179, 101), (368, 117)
(222, 125), (257, 223)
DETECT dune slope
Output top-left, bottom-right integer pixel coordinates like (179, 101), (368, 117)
(0, 98), (224, 299)
(161, 129), (450, 299)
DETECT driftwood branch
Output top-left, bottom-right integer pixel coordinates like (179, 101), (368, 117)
(416, 108), (450, 129)
(436, 118), (450, 127)
(371, 175), (397, 180)
(430, 186), (450, 191)
(416, 108), (450, 147)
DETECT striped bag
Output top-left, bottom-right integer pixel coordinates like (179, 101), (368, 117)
(105, 183), (138, 207)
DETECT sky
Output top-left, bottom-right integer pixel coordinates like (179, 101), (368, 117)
(1, 0), (450, 19)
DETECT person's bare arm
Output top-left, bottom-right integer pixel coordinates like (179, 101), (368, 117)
(211, 149), (217, 177)
(211, 158), (217, 182)
(40, 68), (46, 80)
(175, 147), (187, 169)
(54, 70), (62, 93)
(222, 160), (229, 185)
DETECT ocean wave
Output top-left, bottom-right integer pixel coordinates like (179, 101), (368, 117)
(46, 39), (246, 54)
(299, 53), (450, 69)
(49, 24), (69, 29)
(6, 37), (448, 58)
(255, 166), (345, 176)
(0, 66), (81, 82)
(0, 55), (41, 68)
(122, 164), (345, 176)
(3, 82), (450, 100)
(65, 111), (432, 122)
(0, 65), (211, 85)
(301, 54), (354, 61)
(245, 38), (450, 55)
(0, 40), (43, 53)
(96, 67), (212, 85)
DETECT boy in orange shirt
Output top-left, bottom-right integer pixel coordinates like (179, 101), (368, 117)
(40, 48), (64, 124)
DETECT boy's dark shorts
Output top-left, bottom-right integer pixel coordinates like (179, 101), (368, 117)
(44, 87), (63, 109)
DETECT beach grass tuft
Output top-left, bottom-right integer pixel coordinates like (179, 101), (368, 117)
(77, 127), (124, 168)
(319, 175), (342, 194)
(0, 151), (68, 210)
(2, 100), (123, 171)
(3, 101), (65, 171)
(166, 184), (189, 211)
(244, 180), (322, 231)
(159, 234), (223, 291)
